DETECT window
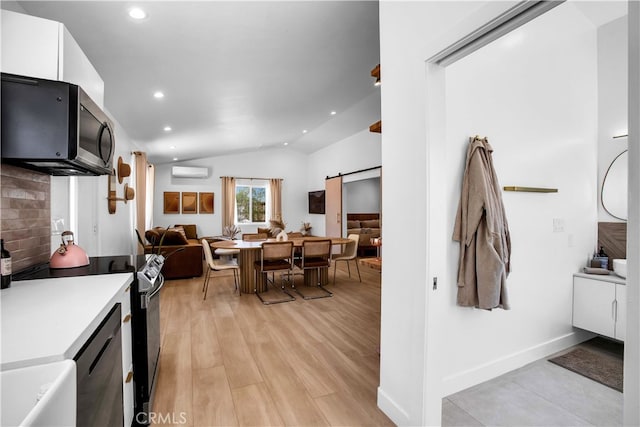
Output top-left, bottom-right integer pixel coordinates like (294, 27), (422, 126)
(235, 180), (269, 224)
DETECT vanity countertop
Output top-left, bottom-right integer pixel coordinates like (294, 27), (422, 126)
(574, 271), (626, 285)
(0, 273), (132, 370)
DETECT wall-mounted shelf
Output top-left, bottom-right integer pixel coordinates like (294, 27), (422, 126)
(503, 186), (558, 193)
(369, 120), (382, 133)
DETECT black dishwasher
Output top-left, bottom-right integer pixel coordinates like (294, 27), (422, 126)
(74, 303), (123, 426)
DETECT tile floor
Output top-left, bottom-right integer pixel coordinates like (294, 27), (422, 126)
(442, 353), (623, 426)
(442, 350), (622, 427)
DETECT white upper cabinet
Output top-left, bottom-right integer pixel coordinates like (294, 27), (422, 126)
(1, 10), (104, 107)
(1, 11), (59, 79)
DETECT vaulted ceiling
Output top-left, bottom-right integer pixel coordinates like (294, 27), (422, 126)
(13, 1), (381, 164)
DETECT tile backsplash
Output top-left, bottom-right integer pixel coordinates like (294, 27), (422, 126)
(1, 164), (51, 272)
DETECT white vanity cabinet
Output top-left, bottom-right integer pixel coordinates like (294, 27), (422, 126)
(1, 10), (104, 106)
(573, 273), (626, 341)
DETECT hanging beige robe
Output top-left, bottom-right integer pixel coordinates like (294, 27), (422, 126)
(453, 137), (511, 310)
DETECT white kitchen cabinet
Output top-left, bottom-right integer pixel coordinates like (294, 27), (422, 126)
(1, 10), (104, 106)
(0, 10), (59, 80)
(573, 274), (626, 341)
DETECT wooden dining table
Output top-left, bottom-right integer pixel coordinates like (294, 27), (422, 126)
(211, 236), (351, 294)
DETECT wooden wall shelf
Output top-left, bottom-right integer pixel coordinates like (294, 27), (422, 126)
(369, 120), (382, 133)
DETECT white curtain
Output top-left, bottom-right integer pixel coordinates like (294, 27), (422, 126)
(221, 176), (236, 228)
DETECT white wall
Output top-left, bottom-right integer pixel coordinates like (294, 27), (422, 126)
(306, 129), (381, 235)
(441, 3), (597, 391)
(598, 16), (628, 222)
(378, 1), (605, 424)
(152, 147), (309, 237)
(345, 177), (380, 214)
(378, 2), (515, 424)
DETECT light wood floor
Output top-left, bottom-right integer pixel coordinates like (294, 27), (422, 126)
(152, 260), (393, 427)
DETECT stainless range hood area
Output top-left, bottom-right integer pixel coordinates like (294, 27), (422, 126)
(1, 73), (115, 176)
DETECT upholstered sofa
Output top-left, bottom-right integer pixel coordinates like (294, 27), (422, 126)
(144, 224), (203, 279)
(346, 215), (381, 257)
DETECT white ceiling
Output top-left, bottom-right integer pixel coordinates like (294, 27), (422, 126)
(12, 1), (381, 164)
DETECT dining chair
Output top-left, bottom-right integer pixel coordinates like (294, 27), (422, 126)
(331, 234), (361, 285)
(201, 239), (240, 300)
(254, 241), (295, 304)
(293, 239), (332, 299)
(243, 233), (268, 241)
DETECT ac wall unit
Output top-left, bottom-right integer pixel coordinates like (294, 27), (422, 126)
(171, 166), (208, 178)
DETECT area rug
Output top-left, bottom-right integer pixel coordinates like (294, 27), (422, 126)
(548, 337), (623, 392)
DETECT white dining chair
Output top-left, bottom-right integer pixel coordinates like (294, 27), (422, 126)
(331, 234), (361, 285)
(201, 239), (240, 300)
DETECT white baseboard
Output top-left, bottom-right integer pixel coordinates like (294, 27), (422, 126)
(441, 330), (594, 397)
(377, 386), (411, 426)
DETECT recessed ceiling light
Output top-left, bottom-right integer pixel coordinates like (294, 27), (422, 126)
(128, 7), (147, 20)
(153, 91), (164, 99)
(164, 126), (172, 132)
(302, 129), (308, 134)
(283, 142), (289, 146)
(173, 157), (178, 161)
(170, 145), (176, 149)
(330, 111), (337, 116)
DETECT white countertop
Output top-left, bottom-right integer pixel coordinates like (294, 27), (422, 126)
(1, 273), (133, 370)
(574, 271), (626, 285)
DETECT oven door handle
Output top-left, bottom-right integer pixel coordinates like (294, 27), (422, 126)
(148, 273), (165, 300)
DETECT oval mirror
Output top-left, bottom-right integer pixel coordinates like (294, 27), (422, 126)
(601, 150), (627, 221)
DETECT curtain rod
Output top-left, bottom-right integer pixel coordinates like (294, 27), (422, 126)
(326, 165), (381, 180)
(219, 176), (283, 181)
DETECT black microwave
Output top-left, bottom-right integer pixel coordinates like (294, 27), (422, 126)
(1, 73), (114, 176)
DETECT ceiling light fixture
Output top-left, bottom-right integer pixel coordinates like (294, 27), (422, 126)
(173, 157), (178, 161)
(302, 129), (308, 134)
(153, 91), (164, 99)
(283, 142), (289, 146)
(170, 145), (176, 149)
(330, 111), (337, 116)
(128, 7), (147, 20)
(164, 126), (172, 132)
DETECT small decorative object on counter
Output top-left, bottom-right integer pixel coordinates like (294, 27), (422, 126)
(1, 239), (11, 289)
(50, 231), (90, 269)
(593, 246), (609, 270)
(222, 225), (241, 240)
(300, 222), (312, 236)
(269, 218), (287, 237)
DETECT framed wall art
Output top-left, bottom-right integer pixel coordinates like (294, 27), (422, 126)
(163, 192), (180, 214)
(199, 192), (214, 214)
(182, 192), (198, 214)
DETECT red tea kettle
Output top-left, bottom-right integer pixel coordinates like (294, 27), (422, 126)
(50, 231), (89, 269)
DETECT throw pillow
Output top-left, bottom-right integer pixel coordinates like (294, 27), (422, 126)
(145, 229), (161, 245)
(347, 220), (361, 229)
(361, 219), (379, 228)
(162, 230), (189, 245)
(169, 226), (188, 241)
(175, 224), (197, 240)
